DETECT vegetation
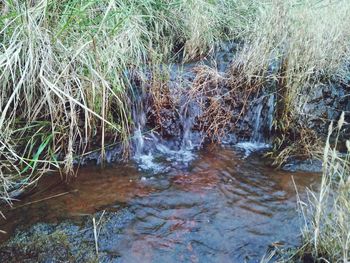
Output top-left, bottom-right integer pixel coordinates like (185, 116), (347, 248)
(267, 116), (350, 262)
(235, 0), (350, 165)
(0, 0), (241, 202)
(294, 116), (349, 262)
(1, 5), (350, 262)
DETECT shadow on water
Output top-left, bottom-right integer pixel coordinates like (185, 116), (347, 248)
(0, 144), (320, 262)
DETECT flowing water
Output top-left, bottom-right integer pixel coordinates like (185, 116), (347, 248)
(252, 97), (264, 143)
(0, 145), (320, 262)
(0, 42), (321, 262)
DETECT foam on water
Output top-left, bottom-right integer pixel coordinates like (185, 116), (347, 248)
(134, 138), (197, 173)
(234, 142), (271, 158)
(156, 144), (195, 163)
(136, 152), (165, 173)
(132, 78), (199, 172)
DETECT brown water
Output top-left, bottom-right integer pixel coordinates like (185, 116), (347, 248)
(0, 145), (320, 262)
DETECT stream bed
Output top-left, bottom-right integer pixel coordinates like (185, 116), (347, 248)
(0, 144), (320, 262)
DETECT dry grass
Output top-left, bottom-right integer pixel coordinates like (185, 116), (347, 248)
(0, 0), (240, 202)
(294, 114), (350, 262)
(230, 0), (350, 164)
(1, 0), (349, 205)
(267, 125), (322, 166)
(0, 2), (349, 260)
(234, 0), (350, 94)
(189, 65), (231, 141)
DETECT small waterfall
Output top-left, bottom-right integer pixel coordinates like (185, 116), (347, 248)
(267, 93), (275, 133)
(252, 93), (275, 142)
(173, 102), (198, 163)
(132, 95), (164, 172)
(128, 45), (277, 166)
(132, 87), (147, 158)
(131, 86), (197, 171)
(235, 94), (272, 157)
(134, 124), (145, 158)
(180, 105), (194, 151)
(182, 117), (193, 150)
(252, 98), (264, 142)
(179, 98), (203, 154)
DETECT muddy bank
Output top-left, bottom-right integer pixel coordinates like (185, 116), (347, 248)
(0, 146), (321, 262)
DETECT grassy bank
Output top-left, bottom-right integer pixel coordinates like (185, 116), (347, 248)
(1, 0), (350, 207)
(0, 0), (241, 202)
(291, 117), (349, 262)
(233, 0), (350, 166)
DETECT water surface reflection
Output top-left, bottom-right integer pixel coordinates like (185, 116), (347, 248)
(0, 145), (320, 262)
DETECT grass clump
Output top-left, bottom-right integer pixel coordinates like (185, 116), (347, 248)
(234, 0), (350, 98)
(0, 0), (240, 202)
(295, 114), (350, 262)
(231, 0), (350, 164)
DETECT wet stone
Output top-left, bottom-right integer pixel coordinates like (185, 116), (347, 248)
(283, 159), (323, 173)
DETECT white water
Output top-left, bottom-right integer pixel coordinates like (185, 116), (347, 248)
(134, 138), (196, 172)
(252, 98), (264, 142)
(267, 93), (275, 132)
(134, 126), (145, 158)
(234, 142), (270, 158)
(131, 51), (276, 169)
(234, 93), (275, 158)
(132, 89), (197, 172)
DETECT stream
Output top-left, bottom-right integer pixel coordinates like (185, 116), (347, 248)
(0, 41), (325, 262)
(0, 144), (320, 262)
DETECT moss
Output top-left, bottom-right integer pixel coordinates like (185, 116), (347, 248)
(0, 225), (97, 263)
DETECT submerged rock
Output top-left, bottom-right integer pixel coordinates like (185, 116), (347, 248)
(283, 159), (323, 173)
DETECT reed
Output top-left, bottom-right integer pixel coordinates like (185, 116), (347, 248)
(294, 114), (349, 262)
